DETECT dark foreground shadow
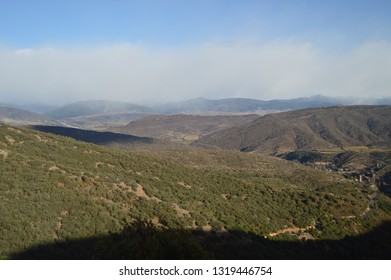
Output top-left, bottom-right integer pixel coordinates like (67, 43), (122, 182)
(11, 221), (391, 260)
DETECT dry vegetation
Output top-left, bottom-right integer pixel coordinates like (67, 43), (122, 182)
(194, 106), (391, 154)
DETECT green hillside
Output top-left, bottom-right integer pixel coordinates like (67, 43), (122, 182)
(1, 123), (390, 259)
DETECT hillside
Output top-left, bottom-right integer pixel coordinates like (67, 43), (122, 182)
(1, 123), (391, 259)
(107, 114), (259, 143)
(194, 106), (391, 154)
(45, 100), (150, 119)
(0, 106), (60, 126)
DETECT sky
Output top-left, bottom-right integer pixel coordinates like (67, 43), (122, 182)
(0, 0), (391, 105)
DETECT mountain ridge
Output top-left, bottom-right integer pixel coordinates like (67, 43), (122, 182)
(45, 100), (151, 119)
(193, 105), (391, 154)
(154, 95), (344, 114)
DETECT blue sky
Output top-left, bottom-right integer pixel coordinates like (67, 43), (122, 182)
(2, 0), (390, 48)
(0, 0), (391, 105)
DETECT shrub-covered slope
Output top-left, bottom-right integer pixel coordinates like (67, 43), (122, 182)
(194, 106), (391, 154)
(1, 124), (390, 259)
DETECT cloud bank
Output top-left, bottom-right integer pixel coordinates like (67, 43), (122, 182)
(0, 40), (390, 105)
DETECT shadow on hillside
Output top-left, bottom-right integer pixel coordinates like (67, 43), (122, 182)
(30, 125), (153, 146)
(10, 220), (391, 260)
(380, 171), (391, 197)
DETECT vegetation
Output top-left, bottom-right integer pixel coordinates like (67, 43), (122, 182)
(11, 220), (391, 259)
(194, 105), (391, 154)
(284, 150), (324, 163)
(1, 123), (390, 259)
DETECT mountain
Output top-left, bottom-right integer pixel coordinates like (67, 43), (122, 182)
(45, 100), (151, 119)
(0, 105), (60, 126)
(155, 95), (344, 114)
(107, 114), (260, 143)
(193, 106), (391, 154)
(2, 123), (390, 259)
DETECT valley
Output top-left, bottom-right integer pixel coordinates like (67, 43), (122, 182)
(106, 114), (260, 143)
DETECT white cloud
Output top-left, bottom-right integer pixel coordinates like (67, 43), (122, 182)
(0, 40), (390, 105)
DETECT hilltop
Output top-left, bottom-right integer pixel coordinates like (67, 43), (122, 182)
(194, 106), (391, 154)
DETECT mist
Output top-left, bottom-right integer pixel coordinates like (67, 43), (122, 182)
(0, 40), (390, 106)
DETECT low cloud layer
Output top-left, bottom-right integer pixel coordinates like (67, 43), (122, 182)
(0, 40), (390, 105)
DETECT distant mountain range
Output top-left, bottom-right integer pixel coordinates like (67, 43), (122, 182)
(2, 96), (391, 129)
(41, 96), (391, 117)
(45, 100), (151, 119)
(193, 105), (391, 155)
(44, 96), (343, 120)
(154, 95), (345, 114)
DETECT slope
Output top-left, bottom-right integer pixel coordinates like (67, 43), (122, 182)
(194, 106), (391, 154)
(1, 123), (390, 259)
